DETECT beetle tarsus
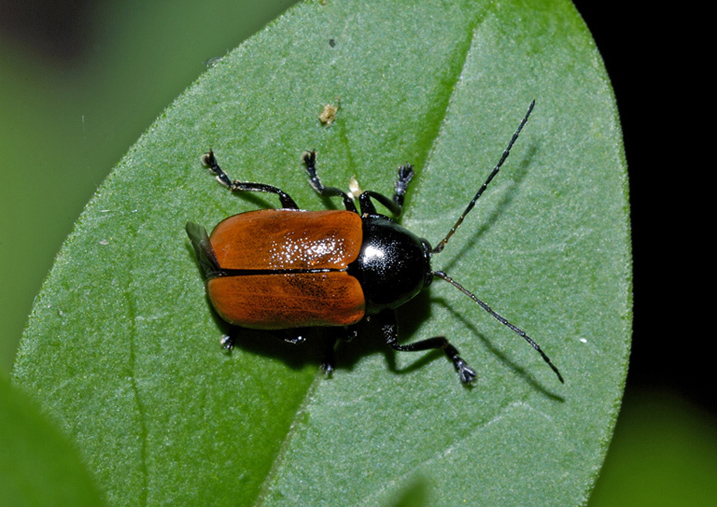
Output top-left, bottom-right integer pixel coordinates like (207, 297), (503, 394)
(393, 164), (414, 208)
(281, 330), (307, 344)
(321, 360), (334, 377)
(201, 150), (216, 167)
(453, 358), (477, 384)
(201, 150), (233, 188)
(301, 150), (317, 168)
(220, 334), (235, 351)
(442, 342), (476, 384)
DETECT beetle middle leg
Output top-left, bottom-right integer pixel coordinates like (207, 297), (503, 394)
(279, 329), (308, 345)
(321, 335), (337, 375)
(320, 325), (359, 376)
(220, 334), (235, 351)
(202, 150), (300, 209)
(302, 150), (357, 212)
(303, 150), (415, 217)
(374, 309), (477, 384)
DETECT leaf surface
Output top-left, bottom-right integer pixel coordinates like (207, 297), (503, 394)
(13, 0), (631, 505)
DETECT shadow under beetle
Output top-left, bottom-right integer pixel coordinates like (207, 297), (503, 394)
(186, 100), (564, 384)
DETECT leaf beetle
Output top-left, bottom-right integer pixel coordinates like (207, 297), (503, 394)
(186, 100), (563, 384)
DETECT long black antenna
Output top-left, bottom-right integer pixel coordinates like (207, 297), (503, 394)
(433, 271), (564, 383)
(428, 101), (563, 383)
(432, 100), (535, 254)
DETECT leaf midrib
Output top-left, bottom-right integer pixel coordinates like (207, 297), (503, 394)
(250, 7), (490, 504)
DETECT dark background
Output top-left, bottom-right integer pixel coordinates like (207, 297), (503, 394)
(1, 1), (713, 505)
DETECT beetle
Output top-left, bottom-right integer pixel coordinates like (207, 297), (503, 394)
(186, 100), (563, 384)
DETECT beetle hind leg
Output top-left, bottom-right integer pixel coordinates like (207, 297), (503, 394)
(376, 310), (476, 384)
(391, 336), (477, 384)
(442, 342), (477, 383)
(201, 150), (300, 209)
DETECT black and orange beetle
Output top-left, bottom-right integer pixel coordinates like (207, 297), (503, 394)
(186, 101), (563, 384)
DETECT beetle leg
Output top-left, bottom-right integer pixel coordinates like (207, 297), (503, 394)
(201, 150), (300, 209)
(319, 325), (358, 376)
(393, 164), (414, 209)
(357, 163), (414, 217)
(376, 309), (477, 384)
(220, 334), (235, 350)
(280, 329), (307, 345)
(320, 335), (337, 376)
(344, 324), (359, 342)
(302, 150), (357, 213)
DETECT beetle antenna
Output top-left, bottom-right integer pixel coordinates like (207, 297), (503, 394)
(432, 100), (535, 254)
(433, 270), (564, 383)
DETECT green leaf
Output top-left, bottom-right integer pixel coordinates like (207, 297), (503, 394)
(12, 0), (631, 505)
(0, 376), (106, 506)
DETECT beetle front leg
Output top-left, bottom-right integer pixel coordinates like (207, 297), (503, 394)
(392, 163), (414, 210)
(201, 150), (300, 210)
(358, 163), (414, 217)
(376, 309), (477, 384)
